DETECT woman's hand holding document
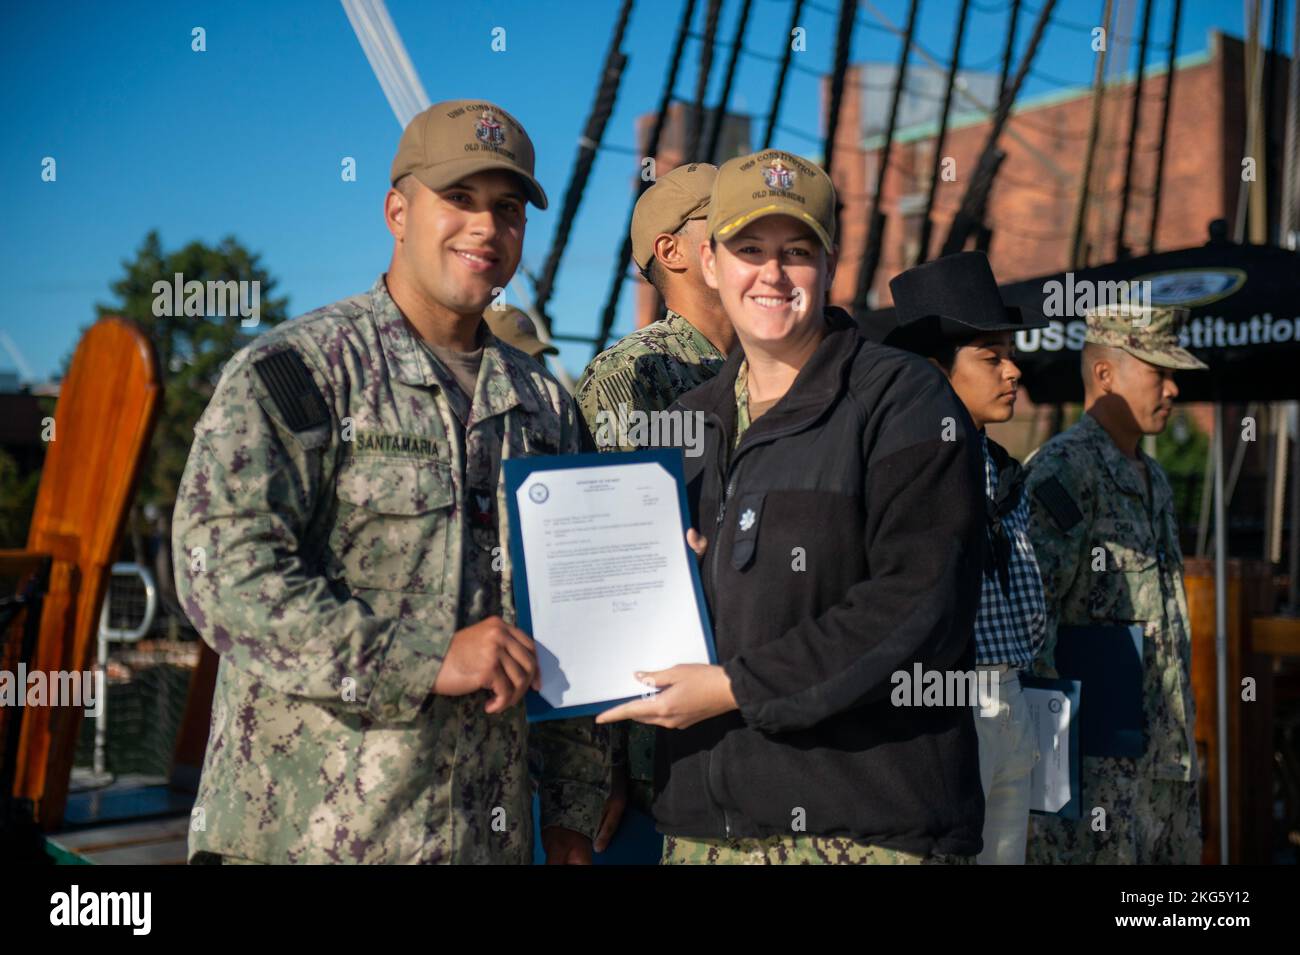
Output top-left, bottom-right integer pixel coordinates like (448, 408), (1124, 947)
(504, 450), (722, 722)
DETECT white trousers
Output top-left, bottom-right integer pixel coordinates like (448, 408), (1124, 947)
(974, 666), (1038, 865)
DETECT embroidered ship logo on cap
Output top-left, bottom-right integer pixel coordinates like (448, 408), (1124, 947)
(763, 159), (794, 191)
(476, 111), (506, 148)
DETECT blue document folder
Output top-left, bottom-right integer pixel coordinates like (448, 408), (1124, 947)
(1053, 623), (1146, 758)
(503, 448), (716, 722)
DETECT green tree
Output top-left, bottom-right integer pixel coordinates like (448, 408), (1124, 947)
(88, 231), (290, 552)
(0, 447), (41, 549)
(1155, 408), (1209, 528)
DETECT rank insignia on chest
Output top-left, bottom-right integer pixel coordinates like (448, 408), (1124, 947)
(470, 489), (495, 527)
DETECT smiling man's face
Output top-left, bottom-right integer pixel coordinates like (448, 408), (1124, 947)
(390, 169), (526, 317)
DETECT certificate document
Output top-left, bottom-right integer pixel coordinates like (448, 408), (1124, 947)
(503, 449), (715, 720)
(1022, 675), (1082, 819)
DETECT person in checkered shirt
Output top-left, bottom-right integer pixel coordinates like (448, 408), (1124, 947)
(884, 252), (1049, 865)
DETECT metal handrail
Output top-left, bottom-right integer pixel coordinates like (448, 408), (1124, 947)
(92, 563), (158, 779)
(98, 562), (157, 643)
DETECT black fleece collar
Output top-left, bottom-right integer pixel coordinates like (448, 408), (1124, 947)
(677, 306), (862, 431)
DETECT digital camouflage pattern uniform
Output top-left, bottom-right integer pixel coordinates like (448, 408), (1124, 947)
(174, 276), (609, 864)
(662, 833), (975, 865)
(1024, 305), (1206, 866)
(574, 310), (725, 813)
(662, 358), (974, 866)
(576, 311), (725, 453)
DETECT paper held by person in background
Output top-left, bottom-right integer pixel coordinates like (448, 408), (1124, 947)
(503, 449), (715, 721)
(1022, 675), (1082, 819)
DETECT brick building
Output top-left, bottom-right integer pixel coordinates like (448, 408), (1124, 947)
(824, 31), (1292, 457)
(828, 30), (1292, 306)
(618, 32), (1291, 464)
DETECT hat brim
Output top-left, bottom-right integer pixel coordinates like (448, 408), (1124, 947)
(884, 307), (1048, 350)
(1119, 345), (1209, 371)
(933, 307), (1051, 333)
(713, 205), (833, 253)
(410, 156), (548, 209)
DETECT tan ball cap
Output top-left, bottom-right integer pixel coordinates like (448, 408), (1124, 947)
(630, 162), (718, 271)
(484, 305), (558, 358)
(706, 149), (836, 251)
(391, 99), (548, 209)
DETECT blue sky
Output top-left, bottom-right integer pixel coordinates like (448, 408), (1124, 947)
(0, 0), (1261, 382)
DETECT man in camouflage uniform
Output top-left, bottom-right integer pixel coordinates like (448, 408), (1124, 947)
(1024, 303), (1207, 865)
(173, 100), (608, 864)
(574, 162), (731, 853)
(577, 162), (732, 451)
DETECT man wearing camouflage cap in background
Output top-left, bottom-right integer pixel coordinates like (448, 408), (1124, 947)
(485, 304), (559, 361)
(574, 162), (732, 856)
(1024, 303), (1207, 865)
(173, 99), (609, 864)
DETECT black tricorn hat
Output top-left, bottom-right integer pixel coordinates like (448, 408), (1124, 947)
(884, 251), (1047, 351)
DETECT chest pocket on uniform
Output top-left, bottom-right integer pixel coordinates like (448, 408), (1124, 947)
(1087, 521), (1157, 622)
(333, 456), (454, 593)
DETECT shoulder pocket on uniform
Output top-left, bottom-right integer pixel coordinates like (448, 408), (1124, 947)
(1032, 476), (1083, 532)
(255, 397), (332, 451)
(253, 348), (330, 432)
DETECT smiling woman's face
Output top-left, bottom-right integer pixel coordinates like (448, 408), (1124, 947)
(700, 215), (833, 349)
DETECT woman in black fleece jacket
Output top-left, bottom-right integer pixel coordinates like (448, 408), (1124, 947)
(597, 149), (985, 863)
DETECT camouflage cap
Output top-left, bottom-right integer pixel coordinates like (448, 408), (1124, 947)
(706, 149), (836, 252)
(485, 305), (558, 358)
(1084, 303), (1209, 370)
(631, 163), (718, 271)
(391, 99), (548, 209)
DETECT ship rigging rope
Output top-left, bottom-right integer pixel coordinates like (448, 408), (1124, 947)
(340, 0), (430, 128)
